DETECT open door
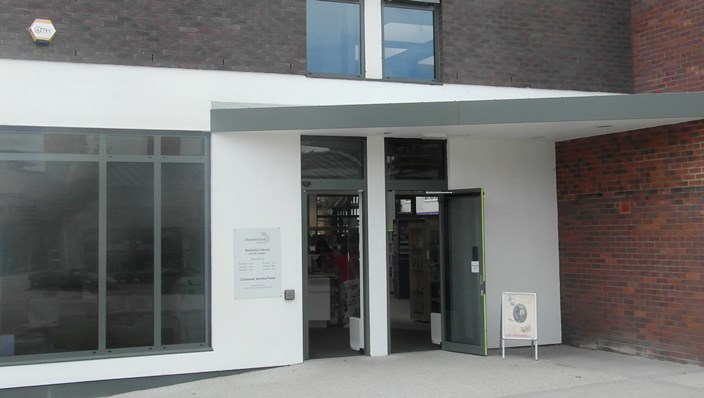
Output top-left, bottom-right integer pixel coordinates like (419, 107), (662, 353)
(439, 189), (487, 355)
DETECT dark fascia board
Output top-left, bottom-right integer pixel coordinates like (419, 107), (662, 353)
(211, 102), (459, 132)
(457, 92), (704, 125)
(210, 92), (704, 133)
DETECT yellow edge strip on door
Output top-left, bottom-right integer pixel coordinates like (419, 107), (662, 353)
(481, 188), (488, 355)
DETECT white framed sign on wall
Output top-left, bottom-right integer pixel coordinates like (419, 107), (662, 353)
(233, 228), (282, 299)
(501, 291), (538, 360)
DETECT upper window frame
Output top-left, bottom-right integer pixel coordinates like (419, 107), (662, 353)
(301, 135), (367, 191)
(306, 0), (365, 79)
(385, 138), (447, 191)
(382, 0), (440, 83)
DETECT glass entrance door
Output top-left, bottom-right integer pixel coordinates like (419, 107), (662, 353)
(440, 189), (487, 355)
(304, 191), (364, 359)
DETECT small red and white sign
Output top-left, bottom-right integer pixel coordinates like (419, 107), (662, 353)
(28, 19), (57, 44)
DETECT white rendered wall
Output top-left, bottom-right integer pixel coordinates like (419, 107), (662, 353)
(365, 136), (388, 355)
(209, 133), (303, 367)
(364, 0), (383, 79)
(0, 133), (303, 389)
(0, 59), (608, 132)
(447, 137), (562, 349)
(0, 57), (582, 387)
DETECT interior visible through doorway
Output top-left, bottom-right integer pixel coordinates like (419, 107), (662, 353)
(388, 194), (441, 353)
(305, 193), (363, 359)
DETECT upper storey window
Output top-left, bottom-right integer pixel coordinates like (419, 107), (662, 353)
(307, 0), (362, 77)
(383, 1), (437, 81)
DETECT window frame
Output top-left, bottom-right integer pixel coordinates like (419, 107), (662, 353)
(306, 0), (366, 79)
(385, 138), (448, 191)
(301, 135), (367, 191)
(382, 0), (440, 82)
(0, 126), (211, 366)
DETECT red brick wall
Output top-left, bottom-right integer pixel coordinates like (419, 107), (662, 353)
(557, 120), (704, 364)
(632, 0), (704, 93)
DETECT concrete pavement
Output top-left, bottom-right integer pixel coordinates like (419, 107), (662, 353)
(111, 346), (704, 398)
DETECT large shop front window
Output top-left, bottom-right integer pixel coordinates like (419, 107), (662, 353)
(383, 1), (437, 81)
(307, 0), (362, 77)
(0, 130), (209, 363)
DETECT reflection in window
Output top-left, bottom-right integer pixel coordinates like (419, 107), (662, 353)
(0, 133), (99, 154)
(386, 139), (446, 180)
(107, 135), (154, 155)
(302, 137), (365, 179)
(161, 137), (205, 156)
(383, 4), (436, 80)
(0, 132), (208, 362)
(307, 0), (362, 76)
(107, 163), (155, 349)
(161, 164), (206, 344)
(0, 161), (99, 355)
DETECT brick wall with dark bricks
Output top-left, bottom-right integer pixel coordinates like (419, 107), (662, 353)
(0, 1), (635, 92)
(557, 120), (704, 365)
(441, 0), (633, 92)
(0, 0), (306, 74)
(632, 0), (704, 93)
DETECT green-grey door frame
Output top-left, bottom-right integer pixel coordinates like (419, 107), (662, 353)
(439, 188), (488, 356)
